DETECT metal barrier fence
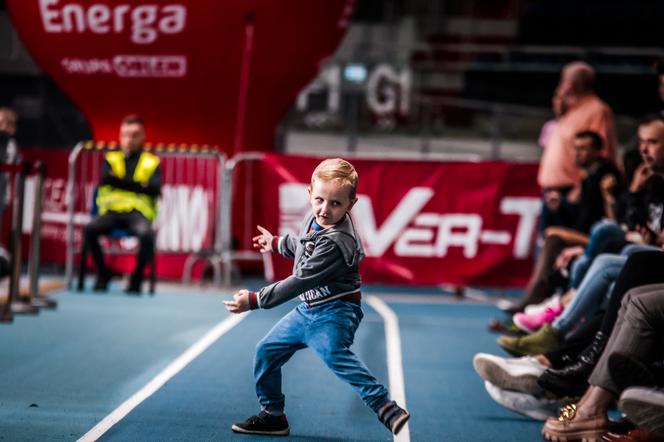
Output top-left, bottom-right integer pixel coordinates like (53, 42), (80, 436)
(64, 141), (225, 289)
(1, 161), (52, 323)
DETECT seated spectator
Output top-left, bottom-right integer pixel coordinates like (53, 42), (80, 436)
(538, 61), (617, 232)
(505, 131), (623, 314)
(83, 115), (161, 294)
(473, 250), (664, 428)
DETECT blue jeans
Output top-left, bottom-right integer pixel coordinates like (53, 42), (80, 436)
(568, 220), (625, 289)
(553, 253), (625, 333)
(254, 301), (390, 414)
(554, 244), (660, 333)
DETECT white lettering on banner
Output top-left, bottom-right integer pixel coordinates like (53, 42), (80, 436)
(355, 187), (434, 256)
(296, 64), (412, 117)
(366, 64), (411, 115)
(113, 55), (187, 77)
(278, 183), (541, 259)
(500, 197), (542, 258)
(39, 0), (187, 44)
(61, 55), (187, 77)
(156, 185), (209, 252)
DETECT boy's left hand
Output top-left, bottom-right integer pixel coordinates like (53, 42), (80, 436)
(223, 289), (251, 313)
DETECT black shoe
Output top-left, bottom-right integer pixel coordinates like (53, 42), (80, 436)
(377, 401), (410, 435)
(93, 270), (112, 291)
(537, 331), (607, 398)
(125, 273), (143, 295)
(231, 411), (289, 436)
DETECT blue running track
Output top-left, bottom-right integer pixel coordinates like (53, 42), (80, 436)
(0, 283), (543, 441)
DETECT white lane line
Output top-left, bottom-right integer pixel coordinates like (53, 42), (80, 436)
(78, 312), (250, 442)
(366, 296), (411, 442)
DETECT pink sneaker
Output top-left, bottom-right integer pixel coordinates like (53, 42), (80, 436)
(512, 304), (563, 333)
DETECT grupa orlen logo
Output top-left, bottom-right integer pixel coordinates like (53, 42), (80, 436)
(278, 183), (542, 260)
(39, 0), (187, 45)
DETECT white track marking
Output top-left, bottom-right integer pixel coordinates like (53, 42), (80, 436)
(366, 296), (411, 442)
(78, 312), (250, 442)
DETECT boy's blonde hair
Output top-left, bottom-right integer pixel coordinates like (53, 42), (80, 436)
(310, 158), (359, 200)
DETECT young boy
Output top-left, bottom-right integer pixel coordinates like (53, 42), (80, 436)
(223, 158), (410, 436)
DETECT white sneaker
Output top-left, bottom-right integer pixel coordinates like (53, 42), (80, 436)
(619, 387), (664, 437)
(473, 353), (546, 394)
(484, 381), (560, 421)
(524, 294), (561, 316)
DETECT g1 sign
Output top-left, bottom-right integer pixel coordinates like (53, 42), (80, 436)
(7, 0), (354, 151)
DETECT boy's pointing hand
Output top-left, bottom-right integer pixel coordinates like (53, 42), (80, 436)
(223, 289), (251, 313)
(253, 225), (275, 253)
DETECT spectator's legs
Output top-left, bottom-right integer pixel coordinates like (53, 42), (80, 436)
(597, 251), (664, 337)
(568, 221), (626, 288)
(537, 253), (664, 398)
(519, 235), (568, 312)
(589, 288), (664, 395)
(552, 253), (626, 334)
(125, 211), (155, 289)
(83, 213), (119, 286)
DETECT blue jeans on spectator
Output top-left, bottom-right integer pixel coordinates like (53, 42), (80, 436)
(554, 243), (660, 334)
(254, 300), (390, 414)
(568, 220), (626, 289)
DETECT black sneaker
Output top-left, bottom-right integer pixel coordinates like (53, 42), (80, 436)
(124, 273), (143, 295)
(377, 401), (410, 435)
(231, 411), (289, 436)
(93, 270), (113, 292)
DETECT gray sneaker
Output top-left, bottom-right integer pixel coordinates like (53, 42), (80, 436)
(473, 353), (546, 394)
(619, 387), (664, 437)
(484, 381), (559, 421)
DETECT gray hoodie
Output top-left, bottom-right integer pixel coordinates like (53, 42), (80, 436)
(255, 212), (365, 309)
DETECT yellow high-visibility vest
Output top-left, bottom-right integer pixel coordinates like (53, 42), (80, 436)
(96, 151), (160, 221)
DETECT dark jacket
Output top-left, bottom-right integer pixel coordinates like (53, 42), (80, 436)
(256, 212), (364, 309)
(626, 174), (664, 241)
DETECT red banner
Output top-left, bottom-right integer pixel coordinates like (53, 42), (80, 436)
(7, 1), (353, 152)
(251, 154), (541, 287)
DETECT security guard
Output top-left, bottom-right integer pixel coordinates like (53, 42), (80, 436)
(84, 115), (161, 294)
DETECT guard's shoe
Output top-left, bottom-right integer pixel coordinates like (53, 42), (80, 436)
(93, 270), (112, 291)
(124, 273), (143, 295)
(231, 410), (289, 436)
(377, 400), (410, 435)
(473, 353), (547, 394)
